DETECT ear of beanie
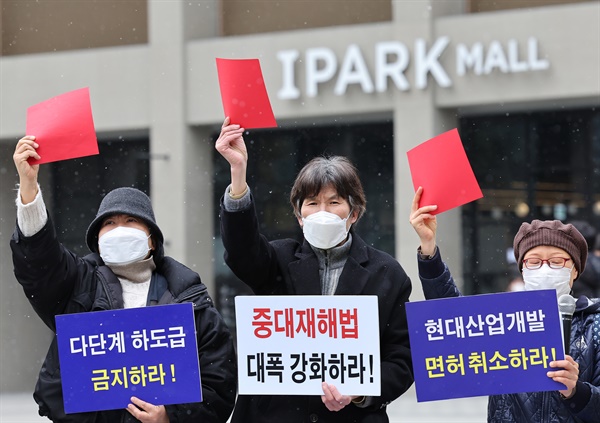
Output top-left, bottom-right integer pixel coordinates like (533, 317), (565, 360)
(513, 220), (588, 277)
(85, 187), (164, 253)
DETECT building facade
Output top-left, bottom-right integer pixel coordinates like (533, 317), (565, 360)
(1, 0), (598, 392)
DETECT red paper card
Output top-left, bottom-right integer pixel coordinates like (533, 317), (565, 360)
(26, 87), (99, 165)
(216, 58), (277, 129)
(407, 128), (483, 215)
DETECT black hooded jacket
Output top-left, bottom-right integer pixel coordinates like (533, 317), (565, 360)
(10, 215), (237, 423)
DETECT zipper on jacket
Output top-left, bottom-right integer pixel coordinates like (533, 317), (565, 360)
(97, 269), (115, 309)
(540, 391), (549, 422)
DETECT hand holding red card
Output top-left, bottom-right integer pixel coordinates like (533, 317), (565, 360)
(25, 87), (99, 165)
(216, 58), (277, 129)
(407, 128), (483, 215)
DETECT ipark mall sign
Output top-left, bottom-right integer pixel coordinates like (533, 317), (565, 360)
(276, 37), (549, 99)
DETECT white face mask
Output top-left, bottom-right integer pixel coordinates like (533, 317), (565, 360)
(302, 210), (352, 250)
(99, 226), (151, 265)
(522, 264), (573, 298)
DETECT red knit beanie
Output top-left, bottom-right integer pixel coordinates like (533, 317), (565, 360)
(513, 220), (588, 278)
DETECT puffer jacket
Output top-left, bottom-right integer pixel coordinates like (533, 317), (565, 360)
(487, 296), (600, 423)
(10, 215), (237, 423)
(418, 248), (600, 423)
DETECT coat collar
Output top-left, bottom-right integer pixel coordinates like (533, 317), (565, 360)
(288, 232), (371, 296)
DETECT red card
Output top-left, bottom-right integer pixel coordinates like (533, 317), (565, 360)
(26, 87), (99, 165)
(407, 128), (483, 215)
(216, 58), (277, 129)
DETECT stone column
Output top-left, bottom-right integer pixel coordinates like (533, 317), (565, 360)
(392, 0), (466, 300)
(147, 1), (219, 292)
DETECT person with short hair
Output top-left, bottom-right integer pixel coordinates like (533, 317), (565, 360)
(409, 187), (600, 423)
(11, 136), (237, 422)
(215, 117), (414, 423)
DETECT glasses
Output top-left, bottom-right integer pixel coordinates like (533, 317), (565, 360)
(523, 257), (571, 270)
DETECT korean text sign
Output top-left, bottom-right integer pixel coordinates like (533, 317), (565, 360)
(235, 295), (380, 395)
(56, 303), (201, 413)
(406, 290), (565, 402)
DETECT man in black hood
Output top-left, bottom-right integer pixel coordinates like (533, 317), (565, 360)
(11, 135), (237, 422)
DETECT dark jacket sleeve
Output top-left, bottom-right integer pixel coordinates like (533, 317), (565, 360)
(166, 298), (237, 423)
(10, 215), (95, 330)
(418, 247), (462, 300)
(157, 258), (237, 422)
(373, 261), (414, 410)
(219, 194), (284, 294)
(567, 312), (600, 422)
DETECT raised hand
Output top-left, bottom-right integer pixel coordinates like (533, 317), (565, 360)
(409, 186), (438, 256)
(215, 117), (248, 195)
(13, 136), (40, 204)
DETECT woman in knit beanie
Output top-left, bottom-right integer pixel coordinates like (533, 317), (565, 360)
(513, 219), (588, 299)
(410, 187), (600, 423)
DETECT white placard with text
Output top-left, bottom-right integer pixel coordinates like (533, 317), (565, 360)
(235, 295), (381, 395)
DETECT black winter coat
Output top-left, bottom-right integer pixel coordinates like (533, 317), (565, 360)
(11, 216), (237, 423)
(220, 195), (414, 423)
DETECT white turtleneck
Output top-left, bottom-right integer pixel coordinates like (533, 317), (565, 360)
(105, 257), (155, 308)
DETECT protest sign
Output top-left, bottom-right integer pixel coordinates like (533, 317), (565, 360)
(216, 58), (277, 129)
(235, 295), (380, 395)
(407, 128), (482, 214)
(406, 289), (565, 402)
(56, 303), (201, 413)
(26, 87), (99, 165)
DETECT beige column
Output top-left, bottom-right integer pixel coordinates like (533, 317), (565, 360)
(147, 1), (219, 292)
(392, 0), (466, 300)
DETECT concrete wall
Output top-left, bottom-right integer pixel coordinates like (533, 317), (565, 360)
(0, 149), (54, 391)
(1, 0), (148, 56)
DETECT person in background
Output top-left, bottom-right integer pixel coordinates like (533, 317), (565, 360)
(11, 136), (237, 423)
(505, 269), (525, 292)
(215, 117), (413, 423)
(569, 220), (600, 299)
(505, 248), (525, 292)
(409, 187), (600, 422)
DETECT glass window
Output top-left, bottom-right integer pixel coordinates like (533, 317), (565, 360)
(460, 107), (600, 294)
(212, 121), (394, 332)
(221, 0), (391, 36)
(51, 137), (150, 255)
